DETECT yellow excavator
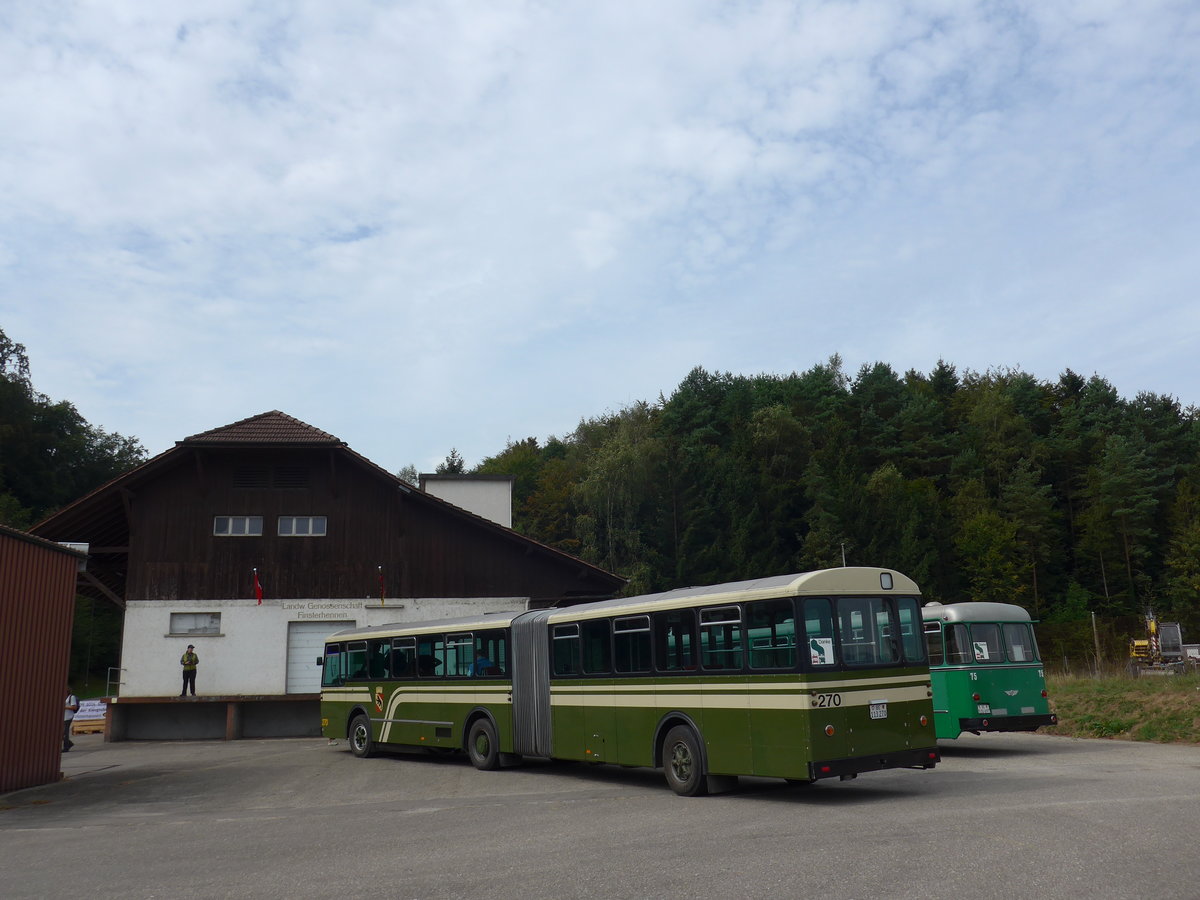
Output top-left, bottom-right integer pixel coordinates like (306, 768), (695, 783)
(1129, 612), (1185, 675)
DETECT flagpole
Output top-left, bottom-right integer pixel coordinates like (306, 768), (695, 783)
(378, 565), (385, 607)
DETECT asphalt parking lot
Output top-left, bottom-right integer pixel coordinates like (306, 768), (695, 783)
(4, 731), (1200, 899)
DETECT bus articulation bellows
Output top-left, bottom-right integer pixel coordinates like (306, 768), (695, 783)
(922, 601), (1057, 740)
(319, 567), (941, 795)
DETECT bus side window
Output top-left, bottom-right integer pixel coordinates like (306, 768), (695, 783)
(446, 632), (473, 677)
(700, 606), (743, 671)
(321, 644), (344, 687)
(746, 598), (795, 670)
(345, 641), (368, 680)
(945, 624), (971, 664)
(924, 623), (945, 666)
(613, 616), (652, 674)
(896, 597), (926, 663)
(392, 637), (416, 678)
(553, 624), (581, 676)
(417, 636), (445, 677)
(473, 629), (508, 677)
(654, 609), (697, 672)
(582, 619), (611, 674)
(368, 639), (390, 678)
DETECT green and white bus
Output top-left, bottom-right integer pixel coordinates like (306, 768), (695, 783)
(922, 601), (1057, 740)
(320, 567), (941, 795)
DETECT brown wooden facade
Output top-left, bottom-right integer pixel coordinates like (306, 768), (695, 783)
(33, 411), (624, 608)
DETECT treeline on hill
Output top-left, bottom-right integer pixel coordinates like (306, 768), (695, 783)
(471, 359), (1200, 662)
(1, 328), (147, 689)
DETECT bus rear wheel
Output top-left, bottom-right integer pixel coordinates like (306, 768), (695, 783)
(349, 714), (374, 759)
(663, 725), (708, 797)
(467, 718), (500, 771)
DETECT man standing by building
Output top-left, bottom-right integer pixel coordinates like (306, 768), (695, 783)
(180, 645), (199, 697)
(63, 689), (78, 752)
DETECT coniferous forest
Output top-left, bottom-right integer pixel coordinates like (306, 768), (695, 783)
(473, 359), (1200, 657)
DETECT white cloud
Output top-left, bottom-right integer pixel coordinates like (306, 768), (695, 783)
(1, 0), (1198, 468)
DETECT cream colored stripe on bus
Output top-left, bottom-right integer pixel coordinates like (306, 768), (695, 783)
(547, 684), (932, 710)
(548, 674), (927, 693)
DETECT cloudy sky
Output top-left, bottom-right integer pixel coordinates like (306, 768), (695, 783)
(2, 1), (1198, 474)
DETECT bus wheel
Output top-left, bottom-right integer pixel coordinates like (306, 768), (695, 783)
(349, 714), (375, 759)
(467, 719), (500, 771)
(663, 725), (708, 797)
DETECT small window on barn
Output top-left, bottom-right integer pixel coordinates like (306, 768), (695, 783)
(169, 613), (221, 636)
(278, 516), (327, 536)
(213, 516), (263, 536)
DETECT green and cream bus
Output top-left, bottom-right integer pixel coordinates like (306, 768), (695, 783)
(922, 601), (1057, 740)
(320, 567), (941, 795)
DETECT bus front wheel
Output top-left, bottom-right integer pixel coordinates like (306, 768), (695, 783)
(467, 718), (500, 771)
(349, 714), (375, 759)
(663, 725), (708, 797)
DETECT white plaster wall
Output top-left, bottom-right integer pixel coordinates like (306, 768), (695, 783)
(423, 480), (513, 528)
(119, 596), (528, 697)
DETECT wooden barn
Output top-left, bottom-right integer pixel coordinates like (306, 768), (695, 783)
(0, 525), (87, 792)
(32, 411), (624, 739)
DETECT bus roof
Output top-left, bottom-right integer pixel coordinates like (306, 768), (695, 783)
(325, 609), (525, 642)
(543, 567), (919, 623)
(921, 601), (1033, 624)
(322, 567), (921, 643)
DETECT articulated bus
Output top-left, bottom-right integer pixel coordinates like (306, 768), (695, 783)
(320, 567), (941, 795)
(922, 601), (1057, 740)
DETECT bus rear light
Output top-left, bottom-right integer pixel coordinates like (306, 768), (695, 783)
(981, 719), (989, 728)
(1041, 690), (1048, 698)
(919, 715), (929, 727)
(824, 725), (836, 737)
(819, 765), (832, 774)
(971, 693), (981, 701)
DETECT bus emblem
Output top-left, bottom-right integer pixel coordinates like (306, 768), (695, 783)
(374, 687), (384, 712)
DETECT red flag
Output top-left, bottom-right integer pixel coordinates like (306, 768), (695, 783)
(253, 568), (263, 605)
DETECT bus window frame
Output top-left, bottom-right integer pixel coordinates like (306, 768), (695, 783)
(653, 608), (698, 674)
(699, 605), (743, 672)
(613, 615), (652, 674)
(552, 623), (581, 677)
(391, 636), (416, 679)
(345, 641), (368, 681)
(321, 642), (345, 687)
(924, 622), (945, 667)
(445, 632), (474, 678)
(746, 597), (796, 671)
(581, 618), (612, 676)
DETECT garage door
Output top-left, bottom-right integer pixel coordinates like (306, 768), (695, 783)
(287, 620), (356, 693)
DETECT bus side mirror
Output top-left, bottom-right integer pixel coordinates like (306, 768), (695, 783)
(316, 657), (324, 666)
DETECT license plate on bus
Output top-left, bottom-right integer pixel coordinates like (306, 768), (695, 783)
(869, 701), (888, 719)
(977, 703), (991, 714)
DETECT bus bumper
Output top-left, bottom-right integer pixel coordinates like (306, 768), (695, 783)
(959, 713), (1057, 733)
(808, 746), (940, 780)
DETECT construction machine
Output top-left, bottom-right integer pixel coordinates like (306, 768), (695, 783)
(1129, 612), (1185, 675)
